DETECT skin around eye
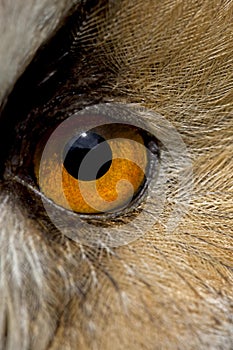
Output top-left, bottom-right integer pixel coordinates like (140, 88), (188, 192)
(35, 123), (154, 214)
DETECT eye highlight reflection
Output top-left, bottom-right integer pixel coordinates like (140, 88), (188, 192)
(35, 122), (157, 214)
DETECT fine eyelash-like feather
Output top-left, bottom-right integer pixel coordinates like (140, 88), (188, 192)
(0, 1), (233, 349)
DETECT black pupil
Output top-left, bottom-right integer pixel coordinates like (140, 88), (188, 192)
(63, 132), (112, 181)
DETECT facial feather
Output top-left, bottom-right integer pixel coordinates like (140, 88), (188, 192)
(0, 1), (232, 349)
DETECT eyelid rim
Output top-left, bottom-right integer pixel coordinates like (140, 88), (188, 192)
(7, 103), (161, 223)
(7, 102), (193, 248)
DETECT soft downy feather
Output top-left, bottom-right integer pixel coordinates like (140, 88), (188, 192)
(0, 1), (232, 349)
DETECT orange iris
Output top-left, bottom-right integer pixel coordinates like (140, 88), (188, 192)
(35, 124), (148, 214)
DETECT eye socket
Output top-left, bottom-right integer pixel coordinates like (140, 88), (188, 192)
(5, 102), (191, 247)
(34, 116), (159, 215)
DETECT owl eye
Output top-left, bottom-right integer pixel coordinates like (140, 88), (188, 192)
(34, 111), (160, 215)
(8, 102), (191, 247)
